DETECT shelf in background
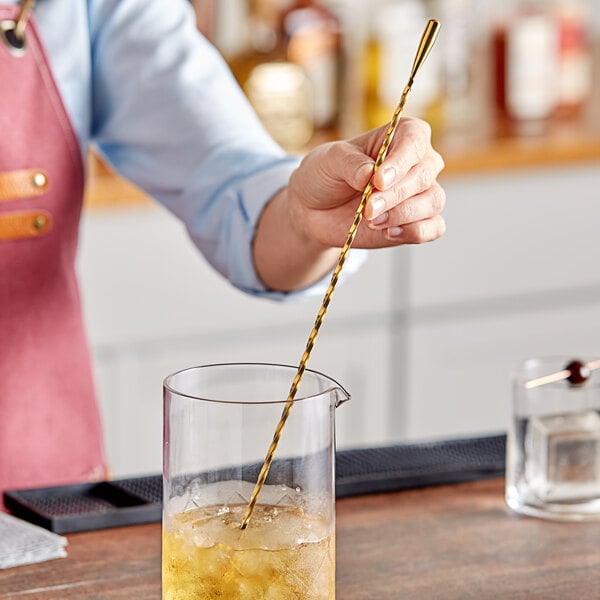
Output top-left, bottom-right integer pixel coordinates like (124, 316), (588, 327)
(84, 117), (600, 210)
(439, 123), (600, 178)
(84, 153), (150, 210)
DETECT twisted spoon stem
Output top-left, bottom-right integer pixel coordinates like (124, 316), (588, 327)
(241, 19), (441, 530)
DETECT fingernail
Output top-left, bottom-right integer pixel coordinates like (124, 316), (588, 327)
(360, 162), (375, 181)
(381, 166), (396, 188)
(387, 226), (403, 239)
(369, 196), (386, 219)
(370, 212), (389, 226)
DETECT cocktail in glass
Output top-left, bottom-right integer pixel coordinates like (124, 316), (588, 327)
(162, 363), (349, 599)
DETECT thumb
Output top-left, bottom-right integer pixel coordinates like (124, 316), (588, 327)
(323, 141), (374, 192)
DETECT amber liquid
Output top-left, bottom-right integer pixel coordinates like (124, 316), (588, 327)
(162, 504), (335, 599)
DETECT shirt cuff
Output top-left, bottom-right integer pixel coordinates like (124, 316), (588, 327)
(226, 160), (369, 301)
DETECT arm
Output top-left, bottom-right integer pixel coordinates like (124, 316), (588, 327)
(89, 0), (445, 297)
(253, 118), (446, 291)
(89, 0), (303, 297)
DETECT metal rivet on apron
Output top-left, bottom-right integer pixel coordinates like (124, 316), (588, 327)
(32, 171), (47, 189)
(0, 20), (27, 57)
(0, 0), (36, 58)
(33, 214), (48, 231)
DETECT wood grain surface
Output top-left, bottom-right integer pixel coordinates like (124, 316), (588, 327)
(2, 478), (600, 599)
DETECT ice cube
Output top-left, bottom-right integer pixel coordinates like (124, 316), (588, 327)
(265, 582), (300, 600)
(525, 410), (600, 502)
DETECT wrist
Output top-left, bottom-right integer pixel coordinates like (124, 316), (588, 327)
(283, 184), (332, 257)
(253, 187), (338, 292)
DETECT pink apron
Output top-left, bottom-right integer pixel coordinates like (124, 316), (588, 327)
(0, 3), (106, 506)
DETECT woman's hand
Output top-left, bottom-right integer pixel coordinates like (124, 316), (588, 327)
(253, 117), (446, 291)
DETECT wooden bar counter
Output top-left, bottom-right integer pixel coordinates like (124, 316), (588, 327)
(2, 477), (600, 599)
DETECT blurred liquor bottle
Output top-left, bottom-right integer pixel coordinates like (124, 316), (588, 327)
(492, 0), (560, 135)
(361, 0), (443, 134)
(433, 0), (478, 134)
(227, 0), (314, 151)
(554, 0), (593, 119)
(281, 0), (344, 132)
(228, 0), (287, 85)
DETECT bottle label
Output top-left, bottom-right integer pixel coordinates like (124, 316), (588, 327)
(506, 14), (559, 121)
(558, 16), (592, 107)
(244, 62), (314, 150)
(288, 27), (338, 127)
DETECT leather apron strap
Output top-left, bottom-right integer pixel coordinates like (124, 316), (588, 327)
(0, 2), (106, 503)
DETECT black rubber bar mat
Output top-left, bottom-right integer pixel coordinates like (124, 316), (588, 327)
(335, 433), (506, 498)
(3, 434), (505, 533)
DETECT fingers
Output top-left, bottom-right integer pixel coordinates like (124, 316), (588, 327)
(366, 181), (446, 240)
(289, 115), (447, 252)
(365, 152), (445, 221)
(293, 141), (376, 212)
(355, 212), (446, 247)
(370, 117), (436, 186)
(348, 116), (439, 189)
(386, 214), (446, 244)
(360, 118), (444, 221)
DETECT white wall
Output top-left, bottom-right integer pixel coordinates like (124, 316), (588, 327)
(78, 161), (600, 477)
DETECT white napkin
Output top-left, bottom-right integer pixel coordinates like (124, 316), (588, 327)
(0, 512), (68, 569)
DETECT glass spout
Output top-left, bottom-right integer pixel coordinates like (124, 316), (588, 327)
(334, 385), (351, 408)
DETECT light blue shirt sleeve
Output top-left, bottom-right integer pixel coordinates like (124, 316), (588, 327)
(38, 0), (367, 299)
